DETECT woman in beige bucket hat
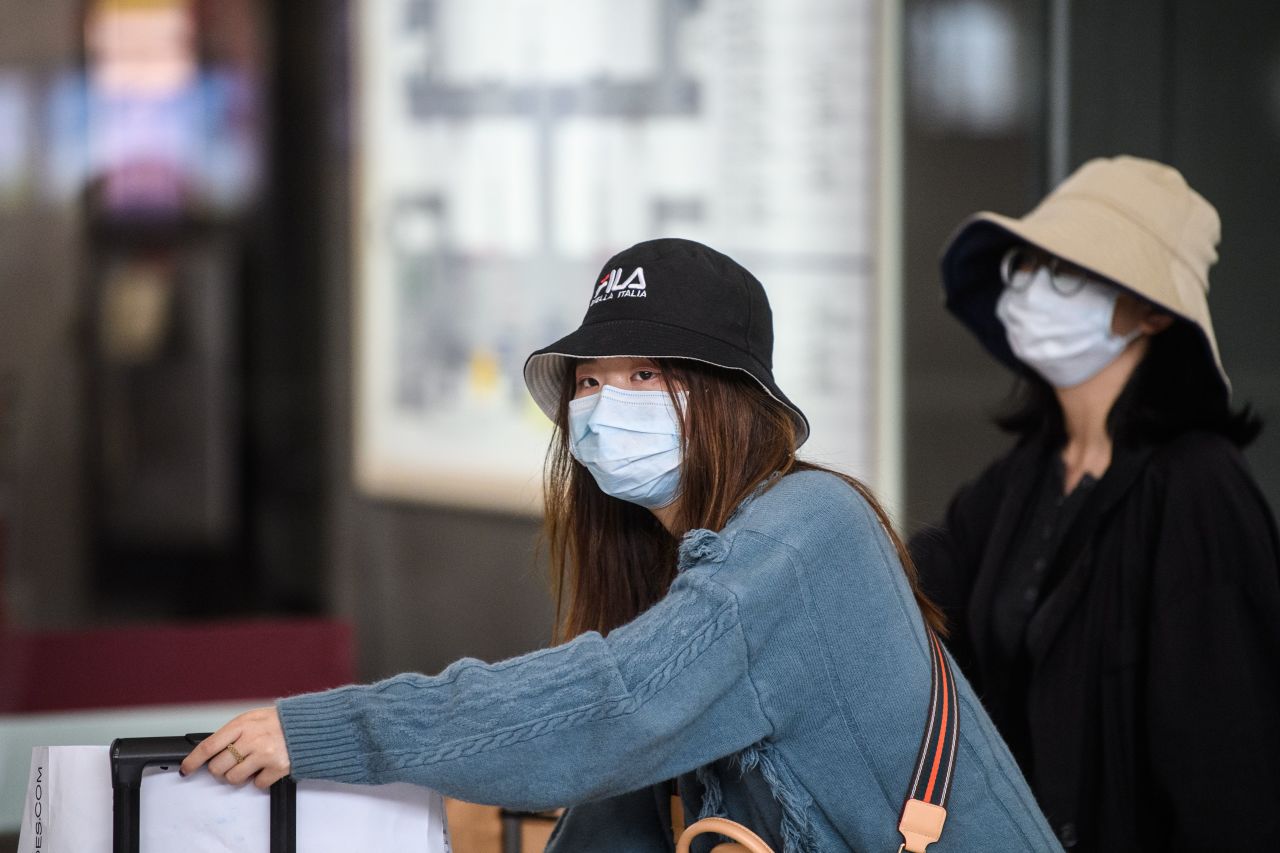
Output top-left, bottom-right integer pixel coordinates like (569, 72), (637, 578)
(911, 156), (1280, 852)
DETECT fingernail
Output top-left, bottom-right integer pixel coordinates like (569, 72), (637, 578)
(179, 769), (187, 777)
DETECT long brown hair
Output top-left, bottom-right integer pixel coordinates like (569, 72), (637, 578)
(544, 359), (946, 642)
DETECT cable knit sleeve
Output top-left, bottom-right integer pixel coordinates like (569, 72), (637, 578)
(276, 554), (772, 811)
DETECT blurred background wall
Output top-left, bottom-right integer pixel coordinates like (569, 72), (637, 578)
(0, 0), (89, 628)
(0, 0), (1276, 691)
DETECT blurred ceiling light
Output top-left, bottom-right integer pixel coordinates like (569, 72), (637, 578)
(86, 0), (198, 98)
(100, 260), (174, 365)
(908, 0), (1028, 136)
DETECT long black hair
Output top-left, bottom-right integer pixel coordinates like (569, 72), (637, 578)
(996, 320), (1262, 448)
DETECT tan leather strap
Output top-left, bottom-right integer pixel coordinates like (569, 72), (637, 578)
(671, 792), (686, 838)
(898, 798), (948, 853)
(676, 817), (774, 853)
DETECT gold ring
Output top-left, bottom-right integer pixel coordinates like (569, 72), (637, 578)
(225, 743), (246, 765)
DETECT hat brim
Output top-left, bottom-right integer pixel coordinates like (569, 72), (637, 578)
(942, 200), (1229, 395)
(524, 318), (811, 447)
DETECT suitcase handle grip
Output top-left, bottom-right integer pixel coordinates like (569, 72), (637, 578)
(110, 733), (296, 853)
(111, 733), (209, 787)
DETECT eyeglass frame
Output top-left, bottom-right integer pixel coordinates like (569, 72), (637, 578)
(999, 245), (1098, 297)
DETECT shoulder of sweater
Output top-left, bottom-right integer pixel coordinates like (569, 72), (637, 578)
(729, 468), (882, 545)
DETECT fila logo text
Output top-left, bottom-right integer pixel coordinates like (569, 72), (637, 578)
(591, 267), (648, 305)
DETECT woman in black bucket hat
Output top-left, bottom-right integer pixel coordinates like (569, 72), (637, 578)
(912, 157), (1280, 852)
(183, 238), (1060, 851)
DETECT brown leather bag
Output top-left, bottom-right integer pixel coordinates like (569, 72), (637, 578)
(670, 630), (958, 853)
(676, 816), (774, 853)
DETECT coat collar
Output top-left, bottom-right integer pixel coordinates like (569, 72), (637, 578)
(966, 437), (1044, 672)
(966, 433), (1156, 670)
(1024, 442), (1153, 661)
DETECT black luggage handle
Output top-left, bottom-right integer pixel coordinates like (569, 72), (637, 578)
(110, 733), (296, 853)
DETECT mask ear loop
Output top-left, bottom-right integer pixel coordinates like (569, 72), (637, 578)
(1102, 286), (1147, 347)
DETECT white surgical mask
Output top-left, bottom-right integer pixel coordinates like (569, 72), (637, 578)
(996, 265), (1141, 388)
(567, 386), (685, 508)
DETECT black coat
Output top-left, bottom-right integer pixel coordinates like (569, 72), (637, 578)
(911, 429), (1280, 852)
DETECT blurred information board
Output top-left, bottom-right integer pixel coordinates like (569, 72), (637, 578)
(354, 0), (891, 512)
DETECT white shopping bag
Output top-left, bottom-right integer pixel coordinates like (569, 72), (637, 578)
(16, 745), (451, 852)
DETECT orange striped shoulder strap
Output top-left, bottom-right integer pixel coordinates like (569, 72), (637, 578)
(897, 630), (959, 853)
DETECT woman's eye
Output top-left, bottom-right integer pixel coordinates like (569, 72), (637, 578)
(634, 370), (657, 382)
(577, 376), (599, 389)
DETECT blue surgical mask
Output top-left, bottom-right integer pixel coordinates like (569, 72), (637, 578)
(567, 386), (685, 509)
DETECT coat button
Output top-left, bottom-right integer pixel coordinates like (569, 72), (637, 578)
(1058, 822), (1078, 848)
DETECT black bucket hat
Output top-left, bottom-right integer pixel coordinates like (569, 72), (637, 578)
(523, 237), (810, 446)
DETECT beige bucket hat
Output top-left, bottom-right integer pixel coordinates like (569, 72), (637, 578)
(940, 155), (1229, 396)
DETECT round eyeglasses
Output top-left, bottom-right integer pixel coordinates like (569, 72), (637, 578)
(999, 246), (1091, 297)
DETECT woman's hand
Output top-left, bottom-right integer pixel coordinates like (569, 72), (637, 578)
(180, 706), (292, 789)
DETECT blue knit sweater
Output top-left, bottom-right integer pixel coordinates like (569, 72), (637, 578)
(278, 470), (1061, 851)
